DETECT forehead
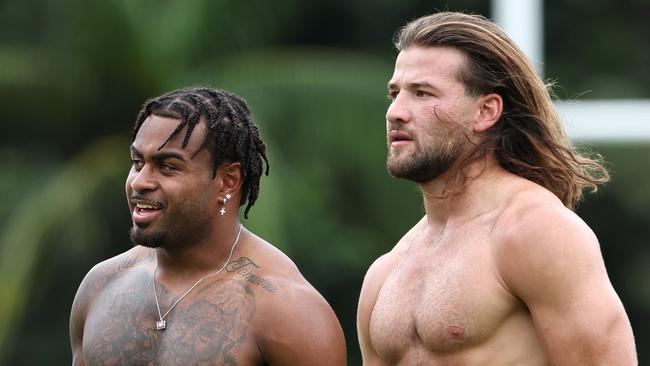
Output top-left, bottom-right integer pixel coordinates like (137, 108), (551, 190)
(389, 46), (467, 88)
(133, 114), (208, 154)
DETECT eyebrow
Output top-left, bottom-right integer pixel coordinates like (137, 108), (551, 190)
(387, 81), (440, 91)
(130, 145), (187, 162)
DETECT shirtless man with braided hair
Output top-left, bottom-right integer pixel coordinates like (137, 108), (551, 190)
(71, 86), (346, 365)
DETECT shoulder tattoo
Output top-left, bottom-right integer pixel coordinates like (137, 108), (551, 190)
(226, 257), (278, 293)
(98, 250), (155, 275)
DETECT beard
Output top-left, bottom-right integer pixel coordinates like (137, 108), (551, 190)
(387, 125), (467, 183)
(129, 190), (214, 251)
(130, 226), (167, 248)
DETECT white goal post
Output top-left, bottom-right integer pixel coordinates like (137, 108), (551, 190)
(493, 0), (650, 143)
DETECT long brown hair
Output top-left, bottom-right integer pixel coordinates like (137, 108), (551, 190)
(394, 12), (608, 209)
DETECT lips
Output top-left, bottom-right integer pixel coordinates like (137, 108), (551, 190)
(130, 199), (164, 226)
(388, 129), (413, 148)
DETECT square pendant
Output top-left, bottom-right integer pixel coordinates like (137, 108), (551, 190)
(156, 320), (167, 330)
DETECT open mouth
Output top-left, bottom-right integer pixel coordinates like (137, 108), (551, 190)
(135, 203), (160, 214)
(131, 201), (163, 225)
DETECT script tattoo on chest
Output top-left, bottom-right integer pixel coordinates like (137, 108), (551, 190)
(226, 257), (278, 293)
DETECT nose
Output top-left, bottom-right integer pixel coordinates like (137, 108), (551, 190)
(128, 165), (158, 193)
(386, 93), (412, 125)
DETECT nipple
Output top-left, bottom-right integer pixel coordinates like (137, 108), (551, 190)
(447, 325), (465, 339)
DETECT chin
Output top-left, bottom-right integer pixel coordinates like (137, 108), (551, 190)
(129, 226), (165, 248)
(387, 159), (447, 183)
(386, 157), (413, 178)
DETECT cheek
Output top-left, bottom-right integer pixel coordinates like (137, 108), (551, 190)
(125, 171), (135, 193)
(423, 103), (460, 125)
(422, 104), (439, 119)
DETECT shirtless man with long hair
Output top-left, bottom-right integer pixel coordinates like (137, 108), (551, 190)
(358, 12), (636, 365)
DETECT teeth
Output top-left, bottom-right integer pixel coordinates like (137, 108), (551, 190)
(136, 204), (158, 209)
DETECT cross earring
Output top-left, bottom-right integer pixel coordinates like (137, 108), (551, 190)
(220, 193), (231, 216)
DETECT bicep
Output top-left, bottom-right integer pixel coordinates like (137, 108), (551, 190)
(261, 289), (347, 366)
(70, 316), (83, 366)
(70, 285), (87, 366)
(525, 272), (633, 363)
(499, 213), (636, 364)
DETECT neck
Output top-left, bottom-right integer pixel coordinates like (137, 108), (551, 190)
(154, 220), (244, 283)
(419, 154), (503, 227)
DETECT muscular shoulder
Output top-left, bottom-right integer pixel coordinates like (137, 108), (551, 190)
(366, 216), (426, 274)
(494, 182), (596, 252)
(488, 178), (636, 363)
(72, 246), (154, 315)
(491, 181), (603, 296)
(360, 217), (425, 299)
(84, 246), (155, 288)
(228, 232), (305, 294)
(239, 232), (332, 315)
(235, 233), (347, 365)
(70, 246), (155, 354)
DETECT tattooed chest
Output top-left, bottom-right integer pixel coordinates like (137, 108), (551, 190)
(82, 278), (259, 365)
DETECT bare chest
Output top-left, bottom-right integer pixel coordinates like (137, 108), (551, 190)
(369, 234), (512, 362)
(82, 271), (261, 365)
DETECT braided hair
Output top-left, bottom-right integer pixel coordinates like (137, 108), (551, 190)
(132, 87), (269, 218)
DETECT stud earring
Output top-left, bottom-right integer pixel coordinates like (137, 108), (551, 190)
(220, 193), (231, 216)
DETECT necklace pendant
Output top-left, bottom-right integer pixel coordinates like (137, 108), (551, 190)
(156, 320), (167, 330)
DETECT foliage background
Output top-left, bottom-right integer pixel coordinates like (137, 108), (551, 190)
(0, 0), (648, 364)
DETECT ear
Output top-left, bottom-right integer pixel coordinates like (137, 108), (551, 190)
(215, 162), (242, 200)
(472, 93), (503, 133)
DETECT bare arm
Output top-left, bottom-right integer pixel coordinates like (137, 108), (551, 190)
(258, 282), (347, 366)
(70, 268), (98, 366)
(70, 297), (85, 365)
(357, 254), (395, 366)
(497, 205), (637, 365)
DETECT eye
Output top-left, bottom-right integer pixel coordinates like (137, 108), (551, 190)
(161, 162), (176, 172)
(131, 159), (144, 171)
(387, 90), (399, 100)
(415, 90), (431, 97)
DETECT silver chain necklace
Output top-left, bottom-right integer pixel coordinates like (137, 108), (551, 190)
(152, 224), (243, 330)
